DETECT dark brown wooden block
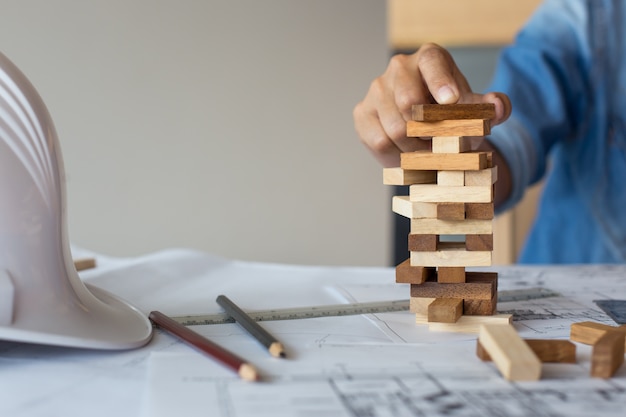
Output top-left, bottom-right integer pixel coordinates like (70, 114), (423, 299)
(466, 234), (494, 251)
(401, 151), (490, 171)
(428, 298), (463, 323)
(437, 266), (465, 283)
(410, 273), (496, 300)
(591, 330), (625, 378)
(412, 103), (496, 122)
(477, 339), (576, 363)
(395, 259), (435, 284)
(464, 292), (497, 315)
(407, 119), (491, 137)
(408, 234), (439, 251)
(465, 203), (494, 220)
(437, 203), (465, 220)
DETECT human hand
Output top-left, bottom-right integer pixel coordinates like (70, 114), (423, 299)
(353, 43), (511, 167)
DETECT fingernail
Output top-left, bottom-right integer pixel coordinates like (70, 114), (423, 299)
(437, 86), (457, 104)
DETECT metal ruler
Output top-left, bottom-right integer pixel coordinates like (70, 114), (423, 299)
(171, 287), (558, 326)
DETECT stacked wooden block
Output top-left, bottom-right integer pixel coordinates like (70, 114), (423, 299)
(385, 103), (508, 330)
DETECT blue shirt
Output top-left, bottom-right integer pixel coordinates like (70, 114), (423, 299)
(487, 0), (626, 263)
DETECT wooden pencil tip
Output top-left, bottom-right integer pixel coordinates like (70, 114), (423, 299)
(269, 342), (286, 358)
(239, 363), (260, 382)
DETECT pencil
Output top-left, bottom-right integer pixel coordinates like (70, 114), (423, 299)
(216, 295), (286, 358)
(148, 310), (259, 382)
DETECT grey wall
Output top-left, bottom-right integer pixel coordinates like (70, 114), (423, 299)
(0, 1), (391, 266)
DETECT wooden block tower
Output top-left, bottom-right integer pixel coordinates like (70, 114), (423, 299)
(385, 103), (511, 332)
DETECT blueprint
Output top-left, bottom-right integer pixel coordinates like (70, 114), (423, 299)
(1, 249), (625, 417)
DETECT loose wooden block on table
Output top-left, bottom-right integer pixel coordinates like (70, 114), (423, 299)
(465, 203), (494, 220)
(412, 103), (496, 122)
(411, 218), (493, 235)
(478, 324), (542, 381)
(465, 167), (498, 186)
(396, 259), (434, 284)
(591, 330), (625, 378)
(392, 196), (438, 219)
(570, 321), (626, 349)
(416, 313), (512, 333)
(428, 298), (463, 323)
(432, 136), (472, 153)
(410, 273), (497, 300)
(408, 234), (439, 252)
(466, 234), (494, 251)
(407, 119), (491, 137)
(401, 151), (491, 171)
(411, 248), (492, 267)
(410, 184), (493, 203)
(437, 202), (465, 221)
(383, 167), (437, 186)
(437, 170), (465, 186)
(477, 339), (576, 363)
(437, 266), (465, 283)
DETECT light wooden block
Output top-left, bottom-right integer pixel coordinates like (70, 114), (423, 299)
(437, 266), (465, 283)
(464, 292), (497, 316)
(392, 196), (438, 219)
(416, 313), (512, 333)
(428, 298), (463, 323)
(407, 119), (490, 137)
(74, 258), (97, 271)
(465, 167), (498, 186)
(477, 339), (576, 363)
(383, 167), (437, 186)
(436, 203), (465, 220)
(591, 330), (625, 378)
(411, 248), (492, 267)
(408, 234), (439, 251)
(411, 218), (493, 235)
(396, 259), (434, 284)
(412, 103), (496, 122)
(466, 234), (494, 251)
(570, 321), (626, 350)
(410, 274), (496, 300)
(410, 296), (436, 314)
(437, 170), (465, 186)
(410, 184), (493, 203)
(432, 136), (471, 153)
(465, 203), (494, 220)
(478, 324), (542, 381)
(401, 150), (490, 171)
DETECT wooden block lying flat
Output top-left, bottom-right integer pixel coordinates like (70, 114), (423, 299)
(570, 321), (626, 350)
(383, 167), (437, 186)
(401, 151), (490, 171)
(437, 203), (465, 220)
(410, 184), (493, 203)
(465, 167), (498, 186)
(408, 234), (439, 252)
(410, 297), (435, 315)
(477, 339), (576, 363)
(437, 170), (465, 186)
(74, 258), (97, 271)
(407, 119), (491, 137)
(464, 292), (497, 316)
(591, 330), (625, 378)
(466, 234), (494, 251)
(392, 196), (438, 219)
(411, 248), (492, 267)
(396, 259), (435, 284)
(412, 103), (496, 122)
(432, 136), (471, 153)
(411, 274), (496, 300)
(416, 313), (512, 333)
(428, 298), (463, 323)
(437, 266), (465, 283)
(478, 324), (542, 381)
(465, 203), (494, 220)
(411, 218), (492, 235)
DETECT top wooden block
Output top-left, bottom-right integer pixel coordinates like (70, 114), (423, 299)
(412, 103), (496, 121)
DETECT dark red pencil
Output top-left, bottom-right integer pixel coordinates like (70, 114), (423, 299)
(149, 310), (259, 382)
